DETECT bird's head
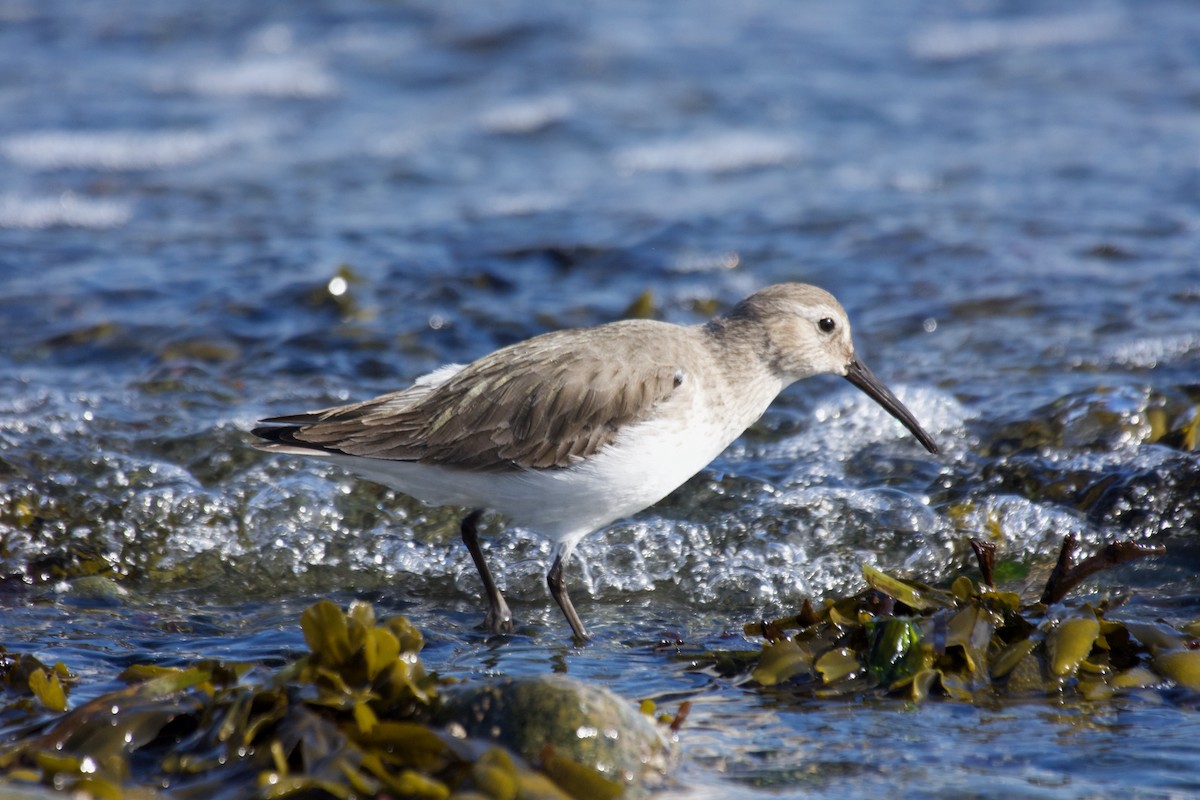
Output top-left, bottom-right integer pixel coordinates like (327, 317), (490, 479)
(728, 283), (939, 454)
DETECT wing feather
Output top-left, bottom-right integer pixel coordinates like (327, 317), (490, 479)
(253, 321), (689, 471)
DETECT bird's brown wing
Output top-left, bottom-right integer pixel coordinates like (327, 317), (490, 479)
(253, 321), (688, 471)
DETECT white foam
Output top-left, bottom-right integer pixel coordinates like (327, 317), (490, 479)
(479, 96), (572, 135)
(473, 191), (568, 217)
(1, 129), (229, 171)
(0, 192), (132, 229)
(615, 132), (801, 174)
(179, 58), (338, 98)
(671, 250), (741, 274)
(741, 383), (972, 474)
(940, 487), (1148, 573)
(779, 485), (943, 539)
(1107, 333), (1200, 369)
(910, 12), (1121, 62)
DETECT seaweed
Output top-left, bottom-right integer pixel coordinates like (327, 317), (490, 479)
(0, 600), (671, 799)
(731, 536), (1190, 703)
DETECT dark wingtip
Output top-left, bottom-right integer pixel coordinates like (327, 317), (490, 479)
(250, 420), (349, 456)
(251, 424), (292, 443)
(249, 423), (320, 451)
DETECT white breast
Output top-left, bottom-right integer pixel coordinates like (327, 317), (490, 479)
(322, 361), (785, 556)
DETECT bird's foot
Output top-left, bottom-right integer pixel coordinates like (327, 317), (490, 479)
(482, 606), (515, 635)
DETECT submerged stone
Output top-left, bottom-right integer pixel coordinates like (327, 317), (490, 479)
(61, 575), (128, 605)
(439, 674), (672, 791)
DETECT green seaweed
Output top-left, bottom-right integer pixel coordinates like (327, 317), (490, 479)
(0, 600), (668, 799)
(865, 617), (925, 686)
(1, 646), (73, 723)
(722, 540), (1190, 704)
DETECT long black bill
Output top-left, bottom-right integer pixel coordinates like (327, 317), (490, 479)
(844, 359), (939, 454)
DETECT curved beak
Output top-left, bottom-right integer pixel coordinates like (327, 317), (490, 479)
(844, 359), (939, 454)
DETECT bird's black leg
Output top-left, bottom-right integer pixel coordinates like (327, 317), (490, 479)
(547, 550), (588, 642)
(460, 510), (513, 634)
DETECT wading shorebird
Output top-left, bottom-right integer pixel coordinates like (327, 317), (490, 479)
(253, 283), (938, 640)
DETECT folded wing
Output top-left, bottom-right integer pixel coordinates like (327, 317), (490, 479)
(252, 323), (685, 471)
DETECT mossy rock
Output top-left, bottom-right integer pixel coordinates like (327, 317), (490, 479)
(439, 674), (672, 792)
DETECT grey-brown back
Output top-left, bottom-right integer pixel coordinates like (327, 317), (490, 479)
(253, 320), (695, 471)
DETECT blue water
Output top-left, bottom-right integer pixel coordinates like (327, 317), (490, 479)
(3, 0), (1200, 796)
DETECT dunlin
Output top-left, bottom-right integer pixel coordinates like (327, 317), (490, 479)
(253, 283), (938, 640)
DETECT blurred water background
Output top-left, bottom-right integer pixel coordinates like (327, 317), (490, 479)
(2, 1), (1200, 796)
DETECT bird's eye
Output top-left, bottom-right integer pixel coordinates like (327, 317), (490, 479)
(818, 317), (836, 334)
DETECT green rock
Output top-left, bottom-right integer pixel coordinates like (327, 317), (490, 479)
(65, 575), (128, 604)
(439, 675), (671, 791)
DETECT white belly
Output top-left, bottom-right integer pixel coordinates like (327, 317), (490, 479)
(329, 412), (728, 540)
(323, 377), (776, 554)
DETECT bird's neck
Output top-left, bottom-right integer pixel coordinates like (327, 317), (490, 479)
(702, 315), (778, 378)
(698, 316), (787, 427)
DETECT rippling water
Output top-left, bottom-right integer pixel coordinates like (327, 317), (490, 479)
(3, 1), (1200, 795)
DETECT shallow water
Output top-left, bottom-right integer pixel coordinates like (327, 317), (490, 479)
(3, 0), (1200, 795)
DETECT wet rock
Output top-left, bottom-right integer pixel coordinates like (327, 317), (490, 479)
(974, 385), (1200, 541)
(985, 385), (1197, 454)
(1082, 456), (1200, 535)
(60, 575), (128, 605)
(439, 674), (672, 791)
